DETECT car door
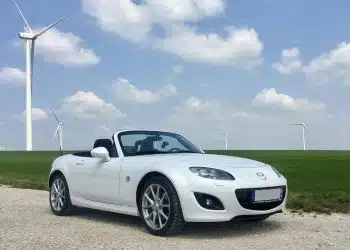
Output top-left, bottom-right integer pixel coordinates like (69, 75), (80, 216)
(74, 156), (122, 205)
(118, 155), (155, 207)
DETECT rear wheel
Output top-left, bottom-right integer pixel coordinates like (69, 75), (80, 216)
(139, 176), (185, 236)
(49, 173), (73, 216)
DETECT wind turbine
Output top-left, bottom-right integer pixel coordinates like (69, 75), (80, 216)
(221, 132), (228, 150)
(50, 108), (63, 154)
(289, 122), (307, 150)
(12, 0), (66, 151)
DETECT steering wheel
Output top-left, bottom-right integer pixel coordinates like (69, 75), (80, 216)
(168, 147), (181, 152)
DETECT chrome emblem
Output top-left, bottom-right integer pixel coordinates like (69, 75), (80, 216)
(256, 172), (267, 180)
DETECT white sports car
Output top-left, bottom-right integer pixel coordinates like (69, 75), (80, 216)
(48, 130), (288, 236)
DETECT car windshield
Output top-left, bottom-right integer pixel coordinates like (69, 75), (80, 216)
(118, 131), (204, 156)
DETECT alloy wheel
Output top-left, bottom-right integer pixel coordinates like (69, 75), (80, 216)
(50, 178), (66, 212)
(141, 184), (171, 230)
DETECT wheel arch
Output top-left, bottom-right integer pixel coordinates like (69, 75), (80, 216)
(136, 171), (184, 215)
(48, 170), (66, 188)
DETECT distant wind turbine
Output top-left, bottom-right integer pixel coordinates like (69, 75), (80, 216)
(12, 0), (66, 151)
(221, 132), (228, 150)
(289, 122), (307, 150)
(51, 108), (63, 154)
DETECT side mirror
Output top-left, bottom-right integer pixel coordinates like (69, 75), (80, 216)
(91, 147), (111, 162)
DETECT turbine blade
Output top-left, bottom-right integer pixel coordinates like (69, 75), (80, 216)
(12, 0), (33, 34)
(33, 16), (66, 38)
(50, 107), (60, 123)
(52, 126), (59, 140)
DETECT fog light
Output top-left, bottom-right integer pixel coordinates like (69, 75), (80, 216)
(194, 192), (224, 210)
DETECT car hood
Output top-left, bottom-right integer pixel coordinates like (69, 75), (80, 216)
(147, 153), (283, 183)
(153, 153), (267, 168)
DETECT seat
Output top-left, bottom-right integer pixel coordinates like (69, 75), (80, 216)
(138, 137), (154, 153)
(93, 138), (117, 157)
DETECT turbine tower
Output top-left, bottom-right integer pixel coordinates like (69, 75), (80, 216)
(289, 122), (307, 150)
(221, 132), (228, 150)
(51, 108), (63, 153)
(12, 0), (66, 151)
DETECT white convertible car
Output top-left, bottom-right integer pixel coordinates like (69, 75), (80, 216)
(48, 130), (288, 236)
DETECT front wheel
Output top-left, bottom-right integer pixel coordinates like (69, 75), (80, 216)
(139, 176), (185, 236)
(49, 173), (73, 216)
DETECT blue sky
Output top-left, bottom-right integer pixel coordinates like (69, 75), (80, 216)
(0, 0), (349, 150)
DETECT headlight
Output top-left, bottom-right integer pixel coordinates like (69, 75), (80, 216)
(271, 166), (282, 177)
(189, 167), (235, 180)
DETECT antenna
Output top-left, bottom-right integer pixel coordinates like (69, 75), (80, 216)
(289, 122), (307, 150)
(50, 108), (63, 155)
(12, 0), (66, 151)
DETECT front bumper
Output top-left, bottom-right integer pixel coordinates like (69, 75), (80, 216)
(180, 176), (288, 222)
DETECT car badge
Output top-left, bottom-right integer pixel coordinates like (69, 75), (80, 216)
(256, 172), (267, 180)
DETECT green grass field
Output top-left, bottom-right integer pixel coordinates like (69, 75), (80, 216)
(0, 150), (349, 214)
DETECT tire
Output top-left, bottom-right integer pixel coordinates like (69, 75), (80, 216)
(49, 173), (73, 216)
(138, 176), (185, 236)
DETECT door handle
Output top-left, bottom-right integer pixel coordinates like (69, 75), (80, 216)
(76, 162), (85, 166)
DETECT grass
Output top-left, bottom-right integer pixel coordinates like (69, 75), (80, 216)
(0, 151), (61, 190)
(0, 150), (349, 214)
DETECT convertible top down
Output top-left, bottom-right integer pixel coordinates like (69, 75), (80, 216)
(48, 129), (288, 236)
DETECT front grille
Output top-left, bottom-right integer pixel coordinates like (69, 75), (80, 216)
(235, 186), (286, 211)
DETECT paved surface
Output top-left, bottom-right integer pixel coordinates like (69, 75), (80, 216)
(0, 186), (349, 250)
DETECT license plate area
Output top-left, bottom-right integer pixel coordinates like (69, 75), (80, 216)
(253, 188), (283, 203)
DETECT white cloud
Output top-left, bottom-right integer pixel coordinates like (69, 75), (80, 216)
(82, 0), (152, 43)
(16, 108), (48, 121)
(272, 48), (302, 74)
(113, 78), (160, 104)
(172, 65), (184, 74)
(82, 0), (263, 67)
(31, 108), (49, 121)
(252, 88), (326, 112)
(61, 91), (125, 119)
(158, 83), (178, 97)
(0, 67), (25, 86)
(112, 77), (177, 104)
(82, 0), (225, 41)
(25, 28), (100, 66)
(174, 96), (219, 114)
(274, 44), (350, 86)
(302, 42), (350, 86)
(159, 26), (263, 67)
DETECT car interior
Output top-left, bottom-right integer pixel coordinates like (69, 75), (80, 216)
(72, 137), (118, 158)
(122, 136), (166, 156)
(72, 135), (169, 157)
